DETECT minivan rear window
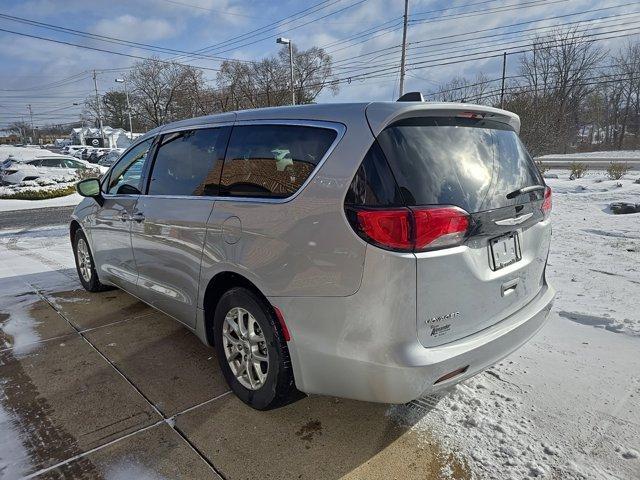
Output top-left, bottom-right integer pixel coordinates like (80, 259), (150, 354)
(376, 117), (543, 213)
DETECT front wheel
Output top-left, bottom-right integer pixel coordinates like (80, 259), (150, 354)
(213, 287), (301, 410)
(73, 230), (108, 292)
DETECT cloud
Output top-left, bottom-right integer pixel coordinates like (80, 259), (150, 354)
(92, 15), (177, 42)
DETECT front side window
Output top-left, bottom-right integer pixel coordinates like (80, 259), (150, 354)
(148, 127), (230, 196)
(220, 124), (337, 199)
(107, 138), (153, 194)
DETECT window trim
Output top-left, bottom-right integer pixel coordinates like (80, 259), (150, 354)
(101, 120), (346, 203)
(102, 135), (156, 197)
(216, 119), (346, 204)
(143, 124), (232, 198)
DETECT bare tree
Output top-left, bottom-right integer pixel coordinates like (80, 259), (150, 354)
(611, 41), (640, 149)
(5, 121), (30, 143)
(432, 72), (496, 104)
(514, 27), (606, 153)
(217, 45), (338, 109)
(126, 58), (210, 128)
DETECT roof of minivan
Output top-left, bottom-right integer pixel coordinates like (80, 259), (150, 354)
(144, 102), (520, 139)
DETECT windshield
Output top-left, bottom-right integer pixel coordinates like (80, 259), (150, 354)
(376, 117), (544, 213)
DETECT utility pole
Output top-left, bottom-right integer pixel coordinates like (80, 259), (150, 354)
(92, 70), (105, 144)
(399, 0), (409, 97)
(115, 77), (133, 139)
(27, 104), (35, 143)
(276, 37), (295, 105)
(500, 52), (507, 109)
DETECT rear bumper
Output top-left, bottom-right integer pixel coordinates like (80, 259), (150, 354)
(275, 283), (554, 404)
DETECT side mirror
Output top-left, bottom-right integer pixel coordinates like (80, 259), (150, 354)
(76, 178), (104, 206)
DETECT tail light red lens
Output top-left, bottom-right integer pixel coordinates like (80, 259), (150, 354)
(542, 186), (552, 219)
(412, 206), (469, 250)
(349, 206), (469, 252)
(355, 209), (412, 250)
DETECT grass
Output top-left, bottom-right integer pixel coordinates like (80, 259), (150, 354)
(0, 184), (76, 200)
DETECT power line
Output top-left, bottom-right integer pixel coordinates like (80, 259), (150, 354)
(332, 14), (640, 75)
(325, 0), (571, 55)
(0, 13), (257, 64)
(0, 26), (222, 72)
(330, 5), (640, 68)
(168, 0), (344, 62)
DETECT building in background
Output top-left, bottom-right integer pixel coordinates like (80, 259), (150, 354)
(69, 126), (141, 148)
(0, 133), (21, 145)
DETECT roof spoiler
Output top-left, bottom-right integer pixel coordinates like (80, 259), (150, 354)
(397, 92), (424, 102)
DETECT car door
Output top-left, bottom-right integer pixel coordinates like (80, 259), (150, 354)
(90, 138), (154, 292)
(130, 126), (231, 327)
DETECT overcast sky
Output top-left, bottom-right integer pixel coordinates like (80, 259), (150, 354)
(0, 0), (637, 129)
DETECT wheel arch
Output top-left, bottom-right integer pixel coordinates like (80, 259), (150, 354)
(202, 271), (273, 346)
(69, 219), (82, 245)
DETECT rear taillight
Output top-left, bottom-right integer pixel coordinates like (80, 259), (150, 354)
(348, 206), (469, 252)
(542, 187), (552, 219)
(355, 209), (412, 250)
(412, 206), (469, 250)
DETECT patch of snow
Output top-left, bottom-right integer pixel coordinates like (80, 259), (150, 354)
(0, 192), (82, 212)
(0, 383), (32, 478)
(0, 295), (41, 355)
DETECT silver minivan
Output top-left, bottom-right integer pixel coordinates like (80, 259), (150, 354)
(71, 101), (555, 410)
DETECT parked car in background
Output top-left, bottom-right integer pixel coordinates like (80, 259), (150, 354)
(1, 156), (95, 184)
(88, 148), (111, 163)
(97, 149), (123, 167)
(70, 100), (555, 411)
(61, 145), (87, 156)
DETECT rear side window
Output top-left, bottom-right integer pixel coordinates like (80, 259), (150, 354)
(220, 124), (337, 199)
(376, 117), (543, 213)
(344, 141), (404, 207)
(148, 127), (230, 196)
(40, 158), (63, 168)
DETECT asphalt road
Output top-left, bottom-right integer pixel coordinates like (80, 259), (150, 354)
(0, 205), (74, 229)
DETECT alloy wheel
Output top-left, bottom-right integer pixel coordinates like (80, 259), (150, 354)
(76, 238), (92, 283)
(222, 307), (269, 390)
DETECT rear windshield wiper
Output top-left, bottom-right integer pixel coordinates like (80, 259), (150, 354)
(506, 184), (545, 199)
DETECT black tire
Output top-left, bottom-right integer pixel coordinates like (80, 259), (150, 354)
(213, 287), (301, 410)
(72, 229), (109, 292)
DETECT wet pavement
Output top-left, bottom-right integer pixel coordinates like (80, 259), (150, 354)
(0, 233), (469, 479)
(0, 206), (75, 230)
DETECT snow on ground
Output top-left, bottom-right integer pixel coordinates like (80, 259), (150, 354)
(394, 170), (640, 479)
(0, 192), (81, 212)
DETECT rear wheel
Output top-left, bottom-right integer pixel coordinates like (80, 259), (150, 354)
(213, 287), (300, 410)
(73, 230), (108, 292)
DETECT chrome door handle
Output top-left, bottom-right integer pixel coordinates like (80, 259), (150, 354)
(131, 212), (145, 223)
